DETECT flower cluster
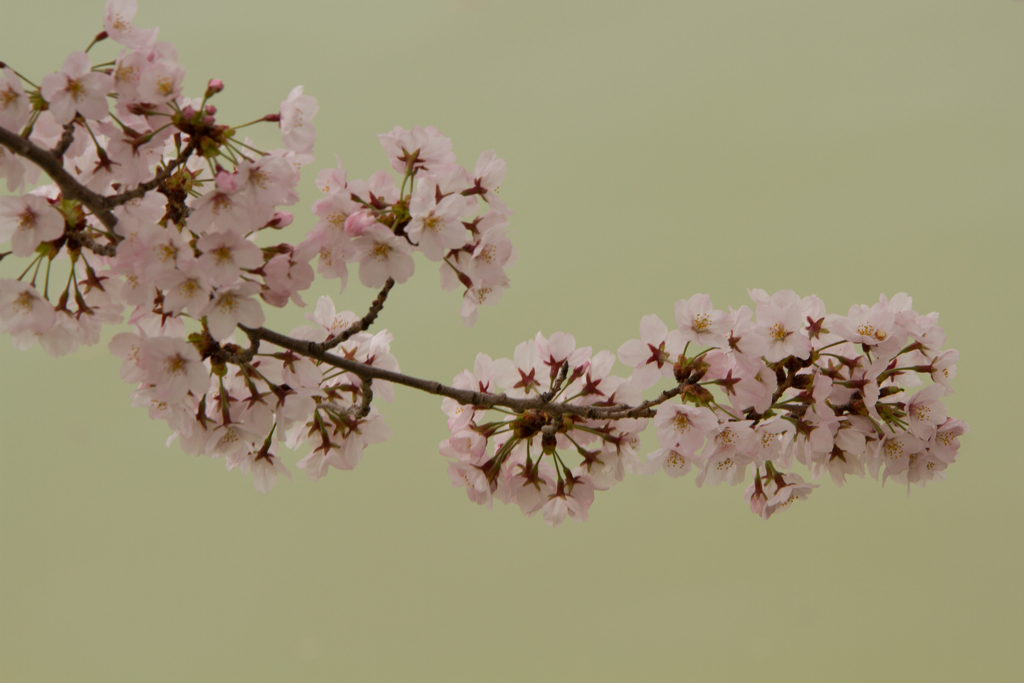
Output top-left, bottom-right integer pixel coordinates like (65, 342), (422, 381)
(442, 290), (966, 525)
(108, 295), (396, 490)
(300, 127), (516, 327)
(440, 332), (645, 527)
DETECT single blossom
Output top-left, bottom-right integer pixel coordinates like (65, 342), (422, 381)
(39, 51), (113, 125)
(138, 336), (210, 404)
(674, 293), (729, 347)
(0, 67), (31, 131)
(378, 125), (455, 175)
(104, 0), (158, 49)
(353, 223), (415, 288)
(279, 85), (318, 154)
(0, 194), (65, 257)
(0, 280), (56, 335)
(200, 281), (265, 341)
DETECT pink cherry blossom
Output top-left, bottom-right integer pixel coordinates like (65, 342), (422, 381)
(469, 149), (511, 215)
(446, 456), (494, 509)
(541, 474), (595, 528)
(135, 223), (197, 280)
(227, 442), (292, 493)
(186, 169), (257, 235)
(136, 57), (184, 104)
(155, 261), (213, 316)
(905, 384), (948, 439)
(315, 156), (347, 195)
(535, 331), (591, 383)
(761, 472), (818, 520)
(467, 213), (516, 278)
(104, 0), (158, 49)
(928, 350), (958, 394)
(196, 231), (264, 286)
(877, 431), (925, 485)
(496, 339), (544, 398)
(378, 125), (455, 176)
(39, 52), (113, 125)
(930, 418), (968, 464)
(653, 403), (718, 454)
(200, 281), (265, 341)
(696, 421), (756, 487)
(0, 67), (31, 131)
(0, 146), (37, 193)
(755, 299), (811, 362)
(109, 330), (149, 383)
(0, 280), (56, 336)
(507, 457), (558, 516)
(343, 211), (377, 237)
(832, 302), (897, 346)
(262, 247), (314, 307)
(240, 151), (301, 212)
(353, 223), (414, 288)
(405, 181), (469, 261)
(617, 314), (686, 390)
(138, 336), (209, 404)
(674, 293), (729, 347)
(643, 447), (695, 477)
(0, 194), (65, 257)
(279, 86), (318, 154)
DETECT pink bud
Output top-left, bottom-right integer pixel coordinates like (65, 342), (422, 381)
(266, 211), (293, 229)
(205, 79), (224, 96)
(205, 105), (217, 115)
(344, 211), (376, 237)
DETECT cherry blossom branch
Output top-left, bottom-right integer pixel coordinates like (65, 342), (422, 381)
(0, 124), (119, 233)
(237, 324), (676, 420)
(0, 3), (969, 522)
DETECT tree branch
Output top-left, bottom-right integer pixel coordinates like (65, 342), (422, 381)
(238, 324), (678, 421)
(51, 122), (76, 160)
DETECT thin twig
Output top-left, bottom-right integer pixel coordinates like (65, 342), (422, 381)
(316, 278), (396, 353)
(353, 377), (373, 419)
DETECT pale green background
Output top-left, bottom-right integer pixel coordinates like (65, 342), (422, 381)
(1, 1), (1021, 681)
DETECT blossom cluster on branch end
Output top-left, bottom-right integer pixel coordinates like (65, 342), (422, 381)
(442, 290), (966, 525)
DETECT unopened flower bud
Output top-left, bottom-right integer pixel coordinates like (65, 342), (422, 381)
(344, 211), (376, 237)
(205, 79), (224, 97)
(265, 211), (293, 229)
